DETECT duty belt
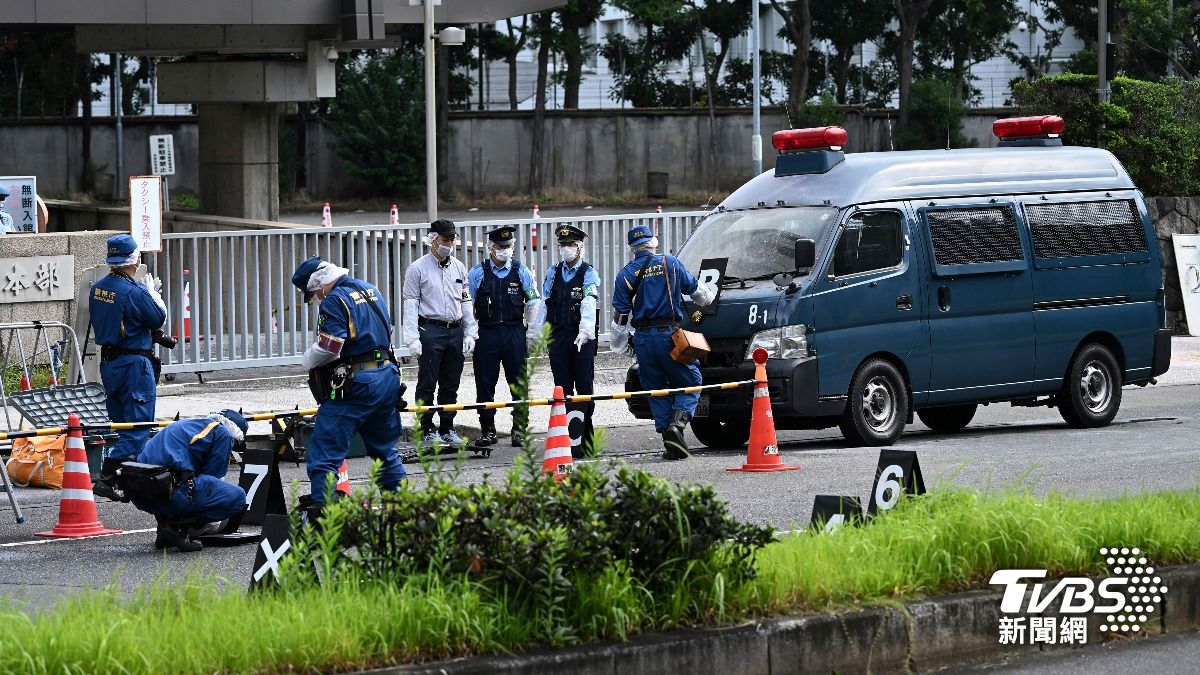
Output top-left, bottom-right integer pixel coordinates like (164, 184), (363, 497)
(100, 345), (155, 363)
(351, 359), (388, 372)
(631, 318), (676, 329)
(418, 317), (461, 329)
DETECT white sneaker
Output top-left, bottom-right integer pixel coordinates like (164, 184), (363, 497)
(440, 430), (464, 447)
(415, 430), (441, 447)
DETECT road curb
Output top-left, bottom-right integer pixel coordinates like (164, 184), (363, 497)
(376, 565), (1200, 674)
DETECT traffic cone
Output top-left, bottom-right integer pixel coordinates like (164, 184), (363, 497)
(654, 204), (663, 235)
(728, 348), (801, 473)
(531, 204), (540, 249)
(37, 413), (122, 538)
(19, 372), (30, 391)
(182, 279), (192, 338)
(541, 386), (573, 479)
(389, 204), (399, 226)
(335, 459), (351, 496)
(321, 202), (333, 228)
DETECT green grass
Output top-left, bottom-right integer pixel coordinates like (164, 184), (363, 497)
(0, 364), (68, 396)
(0, 486), (1197, 673)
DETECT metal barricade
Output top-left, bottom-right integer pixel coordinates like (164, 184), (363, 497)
(147, 210), (708, 375)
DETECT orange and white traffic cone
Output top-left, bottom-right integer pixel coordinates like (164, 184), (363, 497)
(654, 204), (663, 235)
(335, 459), (351, 496)
(37, 413), (121, 538)
(541, 386), (573, 480)
(321, 202), (333, 228)
(389, 204), (399, 226)
(727, 348), (801, 473)
(530, 203), (540, 250)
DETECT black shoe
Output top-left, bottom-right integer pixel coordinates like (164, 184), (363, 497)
(477, 429), (498, 447)
(91, 473), (127, 502)
(153, 516), (203, 553)
(511, 433), (525, 447)
(661, 410), (692, 460)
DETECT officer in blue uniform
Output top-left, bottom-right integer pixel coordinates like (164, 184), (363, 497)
(610, 224), (714, 459)
(89, 234), (168, 501)
(538, 225), (601, 455)
(130, 410), (249, 553)
(292, 255), (407, 507)
(468, 226), (543, 447)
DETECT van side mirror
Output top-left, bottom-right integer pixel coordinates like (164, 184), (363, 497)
(794, 238), (816, 272)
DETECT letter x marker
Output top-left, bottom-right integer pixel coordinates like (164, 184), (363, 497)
(253, 539), (292, 582)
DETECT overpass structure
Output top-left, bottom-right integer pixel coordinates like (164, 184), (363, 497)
(4, 0), (562, 220)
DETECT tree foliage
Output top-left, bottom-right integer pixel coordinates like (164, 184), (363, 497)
(811, 0), (892, 103)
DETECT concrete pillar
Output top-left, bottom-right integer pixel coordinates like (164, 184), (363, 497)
(198, 103), (279, 221)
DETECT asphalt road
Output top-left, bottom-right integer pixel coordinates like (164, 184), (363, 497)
(944, 631), (1200, 674)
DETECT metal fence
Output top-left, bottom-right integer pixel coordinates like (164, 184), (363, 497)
(146, 210), (707, 374)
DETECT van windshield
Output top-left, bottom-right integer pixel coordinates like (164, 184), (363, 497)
(678, 207), (838, 280)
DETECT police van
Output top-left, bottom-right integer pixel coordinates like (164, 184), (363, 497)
(626, 115), (1172, 448)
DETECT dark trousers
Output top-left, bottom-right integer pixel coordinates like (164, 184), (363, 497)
(100, 354), (157, 462)
(548, 325), (596, 444)
(416, 322), (465, 433)
(633, 326), (702, 432)
(474, 323), (529, 433)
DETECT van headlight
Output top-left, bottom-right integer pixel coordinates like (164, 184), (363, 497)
(746, 325), (808, 360)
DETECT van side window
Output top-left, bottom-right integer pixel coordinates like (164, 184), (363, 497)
(927, 206), (1023, 265)
(1024, 199), (1147, 258)
(833, 212), (903, 277)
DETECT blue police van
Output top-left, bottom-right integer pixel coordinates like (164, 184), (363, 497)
(626, 116), (1172, 448)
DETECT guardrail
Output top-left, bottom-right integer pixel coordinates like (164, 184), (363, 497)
(146, 211), (707, 374)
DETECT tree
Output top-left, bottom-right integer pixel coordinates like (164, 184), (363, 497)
(493, 17), (530, 110)
(768, 0), (812, 123)
(894, 0), (938, 133)
(0, 27), (87, 118)
(556, 0), (606, 109)
(915, 0), (1017, 101)
(600, 0), (698, 107)
(811, 0), (892, 103)
(529, 11), (554, 194)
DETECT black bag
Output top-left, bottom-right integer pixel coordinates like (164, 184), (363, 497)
(116, 462), (175, 500)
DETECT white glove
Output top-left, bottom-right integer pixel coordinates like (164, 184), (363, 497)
(573, 330), (592, 351)
(406, 339), (423, 358)
(609, 319), (630, 354)
(464, 336), (476, 354)
(690, 282), (716, 307)
(140, 272), (167, 314)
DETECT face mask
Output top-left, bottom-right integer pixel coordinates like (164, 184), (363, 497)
(559, 246), (579, 263)
(493, 247), (513, 262)
(436, 244), (454, 258)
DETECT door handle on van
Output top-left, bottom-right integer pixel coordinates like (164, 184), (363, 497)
(896, 295), (912, 311)
(938, 285), (951, 312)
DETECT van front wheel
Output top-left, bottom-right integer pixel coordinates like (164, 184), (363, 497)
(917, 404), (977, 433)
(1059, 344), (1122, 428)
(690, 417), (751, 448)
(839, 358), (908, 446)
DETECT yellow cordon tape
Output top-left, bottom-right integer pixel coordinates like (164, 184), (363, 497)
(0, 380), (757, 440)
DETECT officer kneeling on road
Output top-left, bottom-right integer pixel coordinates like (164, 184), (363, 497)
(611, 224), (714, 460)
(123, 410), (249, 553)
(292, 256), (408, 513)
(468, 226), (542, 447)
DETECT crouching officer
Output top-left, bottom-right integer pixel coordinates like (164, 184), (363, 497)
(89, 233), (168, 501)
(126, 410), (249, 553)
(611, 224), (714, 459)
(292, 256), (407, 509)
(468, 226), (542, 447)
(537, 225), (601, 456)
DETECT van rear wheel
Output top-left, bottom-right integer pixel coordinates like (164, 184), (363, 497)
(1058, 344), (1122, 428)
(690, 417), (751, 448)
(917, 404), (977, 433)
(839, 358), (908, 446)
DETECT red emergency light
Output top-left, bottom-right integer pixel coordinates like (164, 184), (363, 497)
(993, 115), (1065, 139)
(772, 126), (848, 152)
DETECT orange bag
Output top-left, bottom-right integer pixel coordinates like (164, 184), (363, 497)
(5, 434), (67, 489)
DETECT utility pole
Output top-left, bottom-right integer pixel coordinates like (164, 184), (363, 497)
(751, 0), (762, 176)
(424, 0), (437, 222)
(1097, 0), (1111, 148)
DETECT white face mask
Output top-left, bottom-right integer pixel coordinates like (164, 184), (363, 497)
(435, 243), (454, 258)
(559, 245), (579, 263)
(492, 247), (513, 263)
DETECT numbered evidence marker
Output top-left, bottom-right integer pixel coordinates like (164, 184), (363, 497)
(867, 449), (926, 516)
(566, 402), (594, 456)
(809, 495), (864, 533)
(696, 258), (727, 316)
(239, 447), (287, 526)
(249, 514), (293, 591)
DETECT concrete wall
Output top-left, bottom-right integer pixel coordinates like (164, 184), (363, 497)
(0, 231), (113, 344)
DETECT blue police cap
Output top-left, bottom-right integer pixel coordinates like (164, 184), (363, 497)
(105, 234), (139, 264)
(218, 408), (249, 434)
(0, 185), (8, 198)
(556, 224), (587, 244)
(291, 255), (323, 302)
(627, 224), (654, 248)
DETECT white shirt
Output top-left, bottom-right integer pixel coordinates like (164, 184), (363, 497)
(402, 252), (470, 322)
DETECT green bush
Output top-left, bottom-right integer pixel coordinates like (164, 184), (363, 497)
(1012, 74), (1200, 196)
(900, 78), (975, 150)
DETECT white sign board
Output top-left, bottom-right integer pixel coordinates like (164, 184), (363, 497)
(149, 134), (176, 176)
(0, 176), (37, 234)
(1174, 234), (1200, 337)
(0, 255), (74, 303)
(129, 175), (163, 253)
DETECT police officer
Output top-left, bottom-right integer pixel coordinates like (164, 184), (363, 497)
(468, 226), (542, 447)
(291, 255), (408, 505)
(538, 225), (601, 455)
(610, 224), (714, 459)
(129, 410), (249, 553)
(402, 219), (478, 447)
(90, 234), (168, 501)
(0, 186), (15, 233)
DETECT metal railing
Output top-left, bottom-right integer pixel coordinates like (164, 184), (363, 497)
(146, 210), (707, 374)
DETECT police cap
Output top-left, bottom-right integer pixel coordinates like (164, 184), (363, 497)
(487, 226), (517, 247)
(627, 224), (654, 248)
(105, 234), (139, 265)
(430, 218), (457, 239)
(291, 254), (323, 302)
(218, 408), (249, 434)
(556, 224), (587, 244)
(0, 185), (8, 198)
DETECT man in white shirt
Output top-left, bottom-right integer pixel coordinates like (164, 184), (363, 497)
(401, 219), (478, 447)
